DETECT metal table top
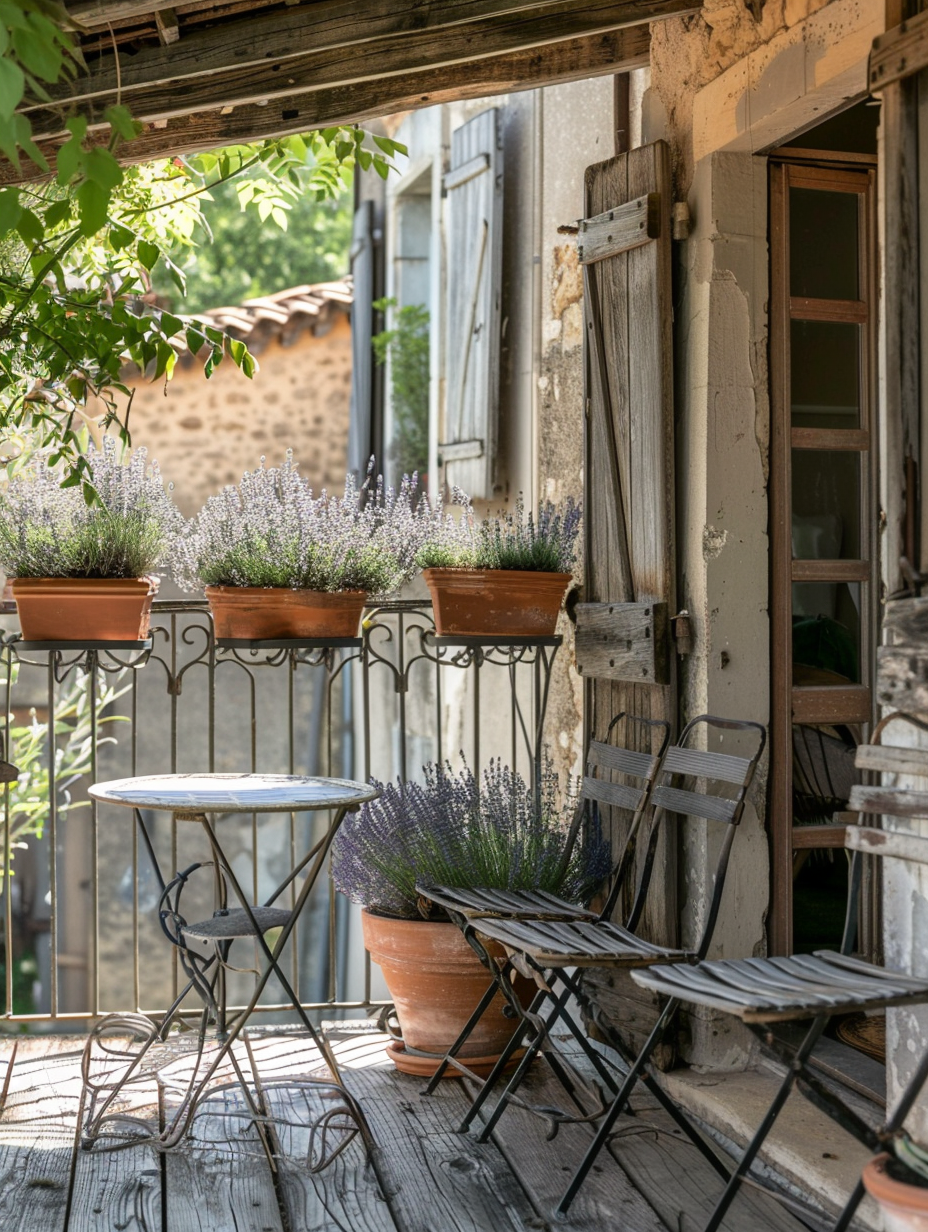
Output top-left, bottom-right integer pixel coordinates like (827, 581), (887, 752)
(89, 772), (378, 814)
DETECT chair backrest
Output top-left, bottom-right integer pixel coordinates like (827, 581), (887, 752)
(576, 712), (670, 919)
(804, 712), (928, 954)
(626, 714), (767, 957)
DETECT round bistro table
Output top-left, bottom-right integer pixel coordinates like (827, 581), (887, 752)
(81, 772), (378, 1159)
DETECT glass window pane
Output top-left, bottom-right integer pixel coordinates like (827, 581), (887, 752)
(789, 187), (859, 301)
(791, 320), (861, 429)
(791, 582), (861, 684)
(791, 450), (861, 560)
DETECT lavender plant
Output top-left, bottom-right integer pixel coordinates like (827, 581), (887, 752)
(417, 493), (582, 574)
(173, 454), (429, 595)
(0, 438), (182, 579)
(331, 759), (610, 919)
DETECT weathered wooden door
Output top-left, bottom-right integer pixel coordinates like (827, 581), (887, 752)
(575, 141), (677, 1053)
(347, 198), (379, 480)
(440, 108), (504, 499)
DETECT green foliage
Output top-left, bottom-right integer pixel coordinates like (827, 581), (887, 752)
(153, 177), (352, 315)
(1, 659), (130, 858)
(372, 297), (429, 479)
(0, 6), (407, 490)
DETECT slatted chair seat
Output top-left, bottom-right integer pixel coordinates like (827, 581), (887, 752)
(634, 950), (928, 1022)
(427, 713), (768, 1226)
(617, 711), (928, 1232)
(419, 884), (598, 922)
(473, 915), (695, 968)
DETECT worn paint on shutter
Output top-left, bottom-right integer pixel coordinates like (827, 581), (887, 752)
(347, 199), (376, 482)
(578, 141), (677, 1065)
(440, 108), (503, 499)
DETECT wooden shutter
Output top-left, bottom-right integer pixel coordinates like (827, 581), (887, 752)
(576, 141), (677, 1061)
(347, 199), (376, 483)
(440, 108), (503, 499)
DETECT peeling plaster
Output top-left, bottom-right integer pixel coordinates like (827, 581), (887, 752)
(703, 524), (729, 559)
(648, 0), (880, 195)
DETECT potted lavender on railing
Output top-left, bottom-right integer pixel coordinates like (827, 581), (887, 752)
(0, 439), (182, 643)
(332, 759), (609, 1076)
(172, 453), (427, 641)
(416, 491), (582, 637)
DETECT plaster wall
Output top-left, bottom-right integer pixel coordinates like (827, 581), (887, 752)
(675, 151), (772, 1065)
(645, 0), (879, 1067)
(648, 0), (883, 193)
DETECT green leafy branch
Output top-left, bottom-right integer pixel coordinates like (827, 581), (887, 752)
(0, 3), (406, 490)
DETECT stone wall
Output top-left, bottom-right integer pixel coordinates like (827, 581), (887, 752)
(125, 309), (352, 516)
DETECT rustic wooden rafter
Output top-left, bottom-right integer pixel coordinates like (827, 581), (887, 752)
(870, 9), (928, 92)
(0, 27), (650, 185)
(29, 0), (689, 140)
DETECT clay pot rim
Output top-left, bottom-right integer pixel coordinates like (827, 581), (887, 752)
(863, 1153), (928, 1211)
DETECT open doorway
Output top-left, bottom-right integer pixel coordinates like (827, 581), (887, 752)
(768, 100), (880, 963)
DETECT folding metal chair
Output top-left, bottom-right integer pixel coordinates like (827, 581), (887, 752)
(431, 714), (766, 1206)
(417, 712), (669, 1087)
(630, 714), (928, 1232)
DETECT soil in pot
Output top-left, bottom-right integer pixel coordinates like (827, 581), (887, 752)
(12, 576), (159, 642)
(422, 568), (571, 638)
(863, 1153), (928, 1231)
(205, 586), (366, 640)
(361, 909), (533, 1078)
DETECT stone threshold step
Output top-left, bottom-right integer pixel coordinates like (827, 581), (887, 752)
(655, 1064), (881, 1231)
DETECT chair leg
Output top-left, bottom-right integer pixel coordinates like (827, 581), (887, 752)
(423, 976), (502, 1093)
(554, 994), (681, 1219)
(698, 1014), (829, 1232)
(458, 996), (541, 1133)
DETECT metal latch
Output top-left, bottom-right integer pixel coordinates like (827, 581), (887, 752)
(671, 611), (694, 656)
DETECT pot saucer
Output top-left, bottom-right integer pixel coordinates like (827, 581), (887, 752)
(385, 1038), (527, 1079)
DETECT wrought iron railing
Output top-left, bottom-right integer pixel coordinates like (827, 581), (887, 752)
(0, 598), (560, 1027)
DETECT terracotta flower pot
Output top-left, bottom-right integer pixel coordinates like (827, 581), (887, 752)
(205, 586), (366, 640)
(361, 908), (532, 1078)
(422, 568), (571, 638)
(12, 576), (159, 642)
(863, 1154), (928, 1231)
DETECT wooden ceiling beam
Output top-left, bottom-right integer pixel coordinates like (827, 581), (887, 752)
(1, 27), (650, 185)
(27, 0), (691, 138)
(55, 0), (635, 96)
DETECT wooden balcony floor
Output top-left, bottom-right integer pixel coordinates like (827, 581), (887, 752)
(0, 1024), (808, 1232)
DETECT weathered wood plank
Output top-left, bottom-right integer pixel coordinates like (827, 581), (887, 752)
(336, 1034), (542, 1232)
(1, 27), (650, 185)
(489, 1044), (804, 1232)
(28, 0), (688, 138)
(0, 1038), (83, 1232)
(870, 9), (928, 92)
(575, 600), (668, 684)
(261, 1084), (396, 1232)
(844, 820), (928, 864)
(68, 1146), (162, 1232)
(471, 1060), (666, 1231)
(61, 0), (638, 97)
(565, 1039), (810, 1231)
(791, 685), (872, 724)
(581, 144), (678, 1050)
(856, 741), (928, 778)
(576, 192), (660, 263)
(162, 1082), (284, 1232)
